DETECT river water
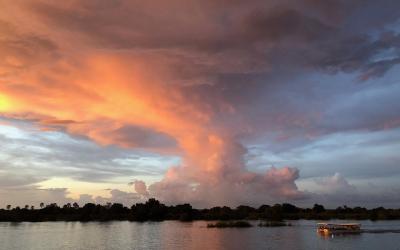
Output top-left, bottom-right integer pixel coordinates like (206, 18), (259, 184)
(1, 220), (400, 250)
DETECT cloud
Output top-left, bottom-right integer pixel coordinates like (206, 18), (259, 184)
(323, 83), (400, 132)
(147, 138), (305, 207)
(0, 187), (73, 207)
(0, 121), (173, 186)
(129, 180), (149, 197)
(0, 49), (308, 206)
(299, 173), (400, 208)
(0, 185), (146, 208)
(0, 173), (45, 188)
(91, 125), (178, 151)
(315, 173), (357, 194)
(0, 0), (400, 207)
(95, 189), (142, 205)
(10, 0), (397, 81)
(0, 19), (58, 80)
(77, 194), (95, 205)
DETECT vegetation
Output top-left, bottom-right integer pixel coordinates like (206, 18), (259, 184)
(258, 221), (292, 227)
(1, 199), (400, 222)
(207, 221), (252, 228)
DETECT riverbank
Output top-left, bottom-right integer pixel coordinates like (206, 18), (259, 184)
(1, 198), (400, 222)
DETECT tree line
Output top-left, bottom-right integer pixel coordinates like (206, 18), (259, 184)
(1, 198), (399, 222)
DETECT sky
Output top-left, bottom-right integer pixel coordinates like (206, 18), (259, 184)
(0, 0), (400, 208)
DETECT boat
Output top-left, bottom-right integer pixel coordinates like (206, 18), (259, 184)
(317, 223), (361, 234)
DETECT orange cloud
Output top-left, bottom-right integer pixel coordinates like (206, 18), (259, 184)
(0, 0), (306, 206)
(0, 50), (304, 206)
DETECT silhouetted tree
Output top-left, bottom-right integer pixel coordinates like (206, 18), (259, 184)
(0, 199), (399, 222)
(282, 203), (299, 214)
(313, 204), (325, 213)
(267, 204), (283, 221)
(73, 202), (79, 209)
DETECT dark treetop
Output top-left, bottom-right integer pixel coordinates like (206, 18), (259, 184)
(1, 199), (400, 222)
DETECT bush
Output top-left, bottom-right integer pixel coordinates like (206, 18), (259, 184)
(207, 221), (252, 228)
(258, 221), (292, 227)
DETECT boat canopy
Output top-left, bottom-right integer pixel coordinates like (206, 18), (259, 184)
(317, 223), (361, 226)
(317, 223), (361, 229)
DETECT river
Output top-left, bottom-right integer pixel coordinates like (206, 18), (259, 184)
(1, 220), (400, 250)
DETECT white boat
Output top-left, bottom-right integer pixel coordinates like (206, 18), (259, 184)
(317, 223), (361, 234)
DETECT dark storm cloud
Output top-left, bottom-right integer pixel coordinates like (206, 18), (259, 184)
(7, 0), (400, 136)
(26, 0), (400, 80)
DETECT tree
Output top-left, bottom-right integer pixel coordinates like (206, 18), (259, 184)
(268, 204), (283, 221)
(6, 205), (11, 210)
(313, 204), (325, 213)
(48, 203), (58, 208)
(282, 203), (299, 214)
(73, 202), (79, 209)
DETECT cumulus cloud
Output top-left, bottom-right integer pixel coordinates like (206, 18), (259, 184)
(129, 180), (149, 197)
(77, 194), (95, 205)
(315, 173), (357, 194)
(94, 189), (142, 205)
(298, 173), (400, 208)
(152, 165), (305, 207)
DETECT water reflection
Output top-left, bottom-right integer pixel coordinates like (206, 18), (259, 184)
(317, 231), (362, 240)
(0, 220), (399, 250)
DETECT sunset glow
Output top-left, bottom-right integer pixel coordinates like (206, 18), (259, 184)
(0, 93), (13, 111)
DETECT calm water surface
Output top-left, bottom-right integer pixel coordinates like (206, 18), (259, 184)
(1, 220), (400, 250)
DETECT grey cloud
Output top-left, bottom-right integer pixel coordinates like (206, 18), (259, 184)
(308, 187), (400, 209)
(95, 189), (142, 205)
(0, 119), (175, 185)
(0, 173), (45, 188)
(25, 0), (400, 80)
(314, 173), (357, 194)
(295, 173), (400, 208)
(0, 187), (73, 208)
(323, 83), (400, 132)
(270, 128), (400, 179)
(107, 125), (177, 149)
(128, 180), (149, 196)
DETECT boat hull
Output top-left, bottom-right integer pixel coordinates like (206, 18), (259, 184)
(317, 223), (361, 235)
(317, 229), (361, 235)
